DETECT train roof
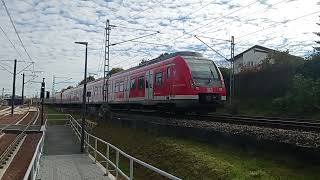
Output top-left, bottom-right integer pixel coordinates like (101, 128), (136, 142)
(58, 51), (203, 93)
(111, 51), (203, 76)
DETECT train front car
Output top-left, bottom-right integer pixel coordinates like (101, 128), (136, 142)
(174, 53), (226, 111)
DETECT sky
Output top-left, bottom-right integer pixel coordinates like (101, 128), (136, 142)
(0, 0), (319, 97)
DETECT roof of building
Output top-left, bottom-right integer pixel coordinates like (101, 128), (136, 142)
(234, 45), (273, 60)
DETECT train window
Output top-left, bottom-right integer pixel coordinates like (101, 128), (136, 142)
(155, 72), (162, 86)
(115, 82), (119, 93)
(119, 82), (124, 92)
(130, 78), (136, 89)
(167, 67), (171, 78)
(138, 76), (144, 89)
(107, 84), (111, 94)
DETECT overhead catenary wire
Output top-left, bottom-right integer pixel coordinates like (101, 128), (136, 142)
(112, 25), (160, 33)
(0, 63), (13, 75)
(0, 59), (33, 63)
(194, 35), (229, 61)
(108, 0), (219, 66)
(237, 10), (320, 39)
(1, 0), (33, 63)
(17, 62), (34, 74)
(158, 0), (216, 33)
(110, 31), (160, 46)
(0, 25), (23, 58)
(198, 0), (289, 35)
(167, 0), (260, 44)
(193, 35), (231, 42)
(129, 0), (162, 18)
(130, 40), (172, 47)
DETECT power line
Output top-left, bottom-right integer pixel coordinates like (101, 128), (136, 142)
(1, 0), (32, 63)
(111, 0), (218, 59)
(110, 32), (160, 46)
(112, 25), (159, 33)
(159, 0), (215, 33)
(0, 63), (13, 75)
(198, 0), (289, 35)
(167, 0), (260, 44)
(17, 62), (34, 74)
(194, 35), (231, 42)
(129, 0), (162, 18)
(131, 40), (172, 47)
(237, 10), (320, 39)
(0, 59), (32, 62)
(194, 35), (228, 61)
(0, 25), (23, 58)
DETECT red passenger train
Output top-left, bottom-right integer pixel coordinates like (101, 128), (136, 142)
(53, 51), (227, 111)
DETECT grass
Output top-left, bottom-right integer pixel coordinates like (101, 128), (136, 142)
(92, 122), (320, 180)
(46, 106), (69, 125)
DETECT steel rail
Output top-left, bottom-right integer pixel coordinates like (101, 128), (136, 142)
(0, 110), (30, 134)
(197, 114), (320, 131)
(0, 108), (39, 169)
(112, 109), (320, 131)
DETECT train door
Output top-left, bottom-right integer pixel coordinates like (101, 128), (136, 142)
(110, 80), (114, 102)
(145, 70), (153, 100)
(124, 76), (130, 101)
(166, 66), (173, 97)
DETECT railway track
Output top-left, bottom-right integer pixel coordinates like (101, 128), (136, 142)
(191, 114), (320, 132)
(0, 108), (39, 172)
(112, 109), (320, 132)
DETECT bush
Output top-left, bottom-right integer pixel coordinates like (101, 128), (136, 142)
(273, 74), (320, 113)
(234, 51), (303, 99)
(98, 103), (112, 122)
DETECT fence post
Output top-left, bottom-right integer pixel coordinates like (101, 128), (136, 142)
(94, 138), (97, 163)
(86, 133), (89, 154)
(105, 144), (109, 176)
(130, 159), (134, 180)
(116, 151), (119, 179)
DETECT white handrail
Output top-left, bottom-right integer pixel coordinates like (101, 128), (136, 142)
(65, 114), (181, 180)
(23, 130), (45, 180)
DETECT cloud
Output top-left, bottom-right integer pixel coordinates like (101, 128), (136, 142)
(0, 0), (318, 96)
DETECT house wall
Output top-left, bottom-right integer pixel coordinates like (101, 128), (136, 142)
(234, 56), (243, 74)
(234, 48), (269, 74)
(243, 48), (268, 66)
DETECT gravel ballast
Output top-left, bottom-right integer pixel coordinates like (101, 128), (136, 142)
(114, 113), (320, 149)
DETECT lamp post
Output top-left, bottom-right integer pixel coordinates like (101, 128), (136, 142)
(41, 78), (45, 126)
(11, 59), (17, 115)
(21, 73), (25, 105)
(75, 41), (88, 153)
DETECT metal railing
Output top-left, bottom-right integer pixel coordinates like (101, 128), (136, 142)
(23, 119), (47, 180)
(67, 114), (181, 180)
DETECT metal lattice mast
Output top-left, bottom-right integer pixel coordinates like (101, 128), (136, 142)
(229, 36), (235, 104)
(52, 75), (55, 97)
(103, 19), (110, 103)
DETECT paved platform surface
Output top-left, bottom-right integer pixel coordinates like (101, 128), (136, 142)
(37, 125), (111, 180)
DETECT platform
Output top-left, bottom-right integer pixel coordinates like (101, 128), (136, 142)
(37, 125), (111, 180)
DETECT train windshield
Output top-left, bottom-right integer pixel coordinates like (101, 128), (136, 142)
(184, 56), (221, 86)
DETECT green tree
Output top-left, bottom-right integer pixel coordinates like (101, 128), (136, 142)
(296, 55), (320, 79)
(109, 67), (124, 75)
(273, 75), (320, 113)
(78, 75), (95, 85)
(263, 50), (303, 68)
(314, 16), (320, 53)
(235, 51), (303, 99)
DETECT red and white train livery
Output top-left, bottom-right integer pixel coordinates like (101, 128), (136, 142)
(53, 51), (227, 111)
